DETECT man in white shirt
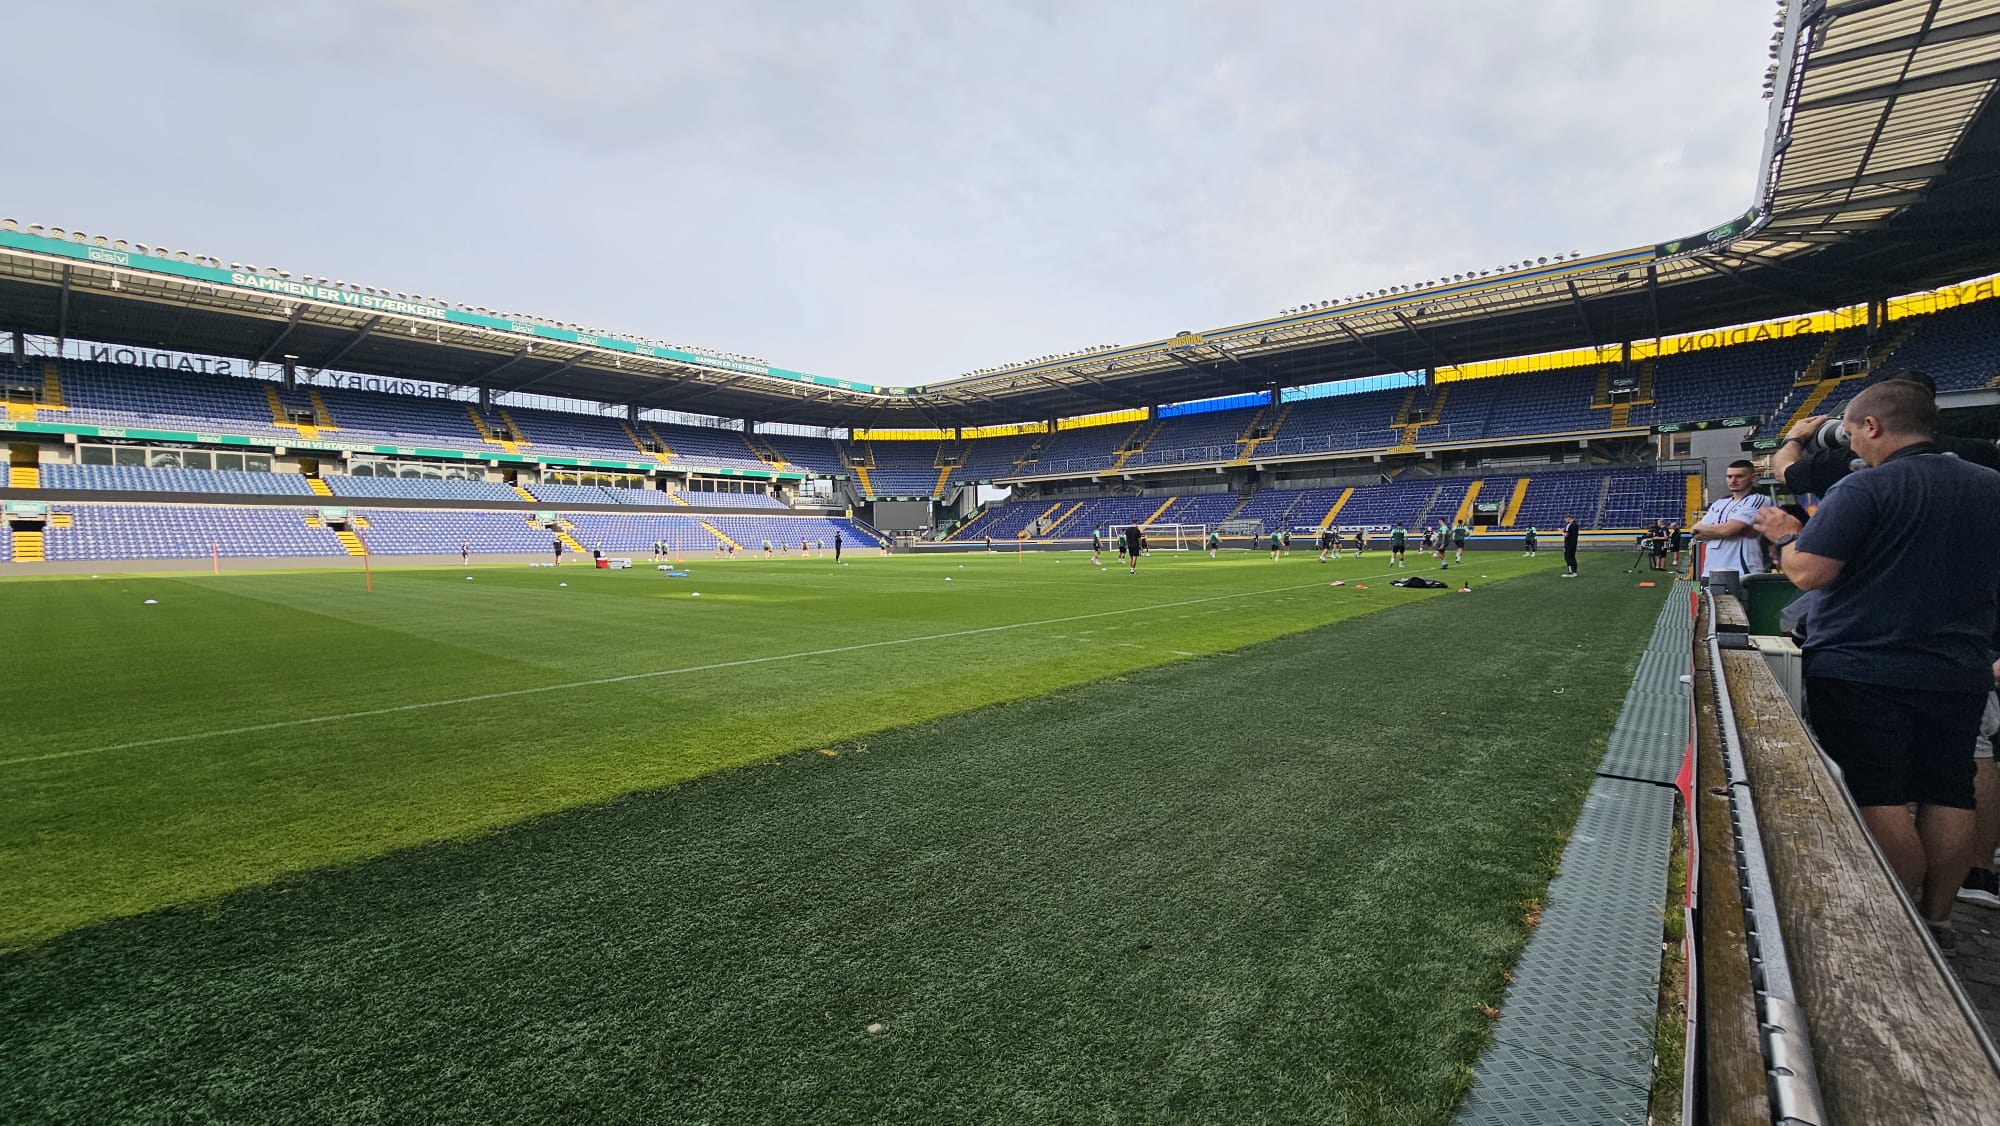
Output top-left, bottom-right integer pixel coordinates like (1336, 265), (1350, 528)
(1692, 459), (1771, 580)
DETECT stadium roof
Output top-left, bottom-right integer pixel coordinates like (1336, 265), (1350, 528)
(2, 0), (1997, 432)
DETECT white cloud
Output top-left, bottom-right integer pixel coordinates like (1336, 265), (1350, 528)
(4, 0), (1774, 387)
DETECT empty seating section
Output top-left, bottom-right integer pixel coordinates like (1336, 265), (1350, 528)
(1878, 302), (2000, 391)
(761, 436), (845, 475)
(309, 385), (489, 445)
(1509, 470), (1617, 532)
(41, 463), (317, 496)
(954, 434), (1041, 481)
(865, 441), (944, 495)
(529, 483), (637, 506)
(1636, 335), (1822, 427)
(973, 504), (1050, 539)
(1601, 473), (1688, 528)
(601, 485), (686, 507)
(1047, 495), (1163, 537)
(1474, 369), (1605, 439)
(1327, 478), (1461, 528)
(322, 475), (519, 502)
(1028, 425), (1133, 476)
(41, 505), (346, 560)
(51, 361), (287, 436)
(1132, 412), (1251, 467)
(1272, 390), (1405, 454)
(656, 425), (769, 472)
(355, 509), (554, 555)
(500, 406), (653, 460)
(1156, 492), (1243, 526)
(708, 491), (787, 509)
(563, 513), (878, 553)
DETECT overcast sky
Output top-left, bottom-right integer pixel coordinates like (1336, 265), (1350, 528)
(5, 1), (1776, 386)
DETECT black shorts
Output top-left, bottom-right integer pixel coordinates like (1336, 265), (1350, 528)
(1805, 675), (1987, 808)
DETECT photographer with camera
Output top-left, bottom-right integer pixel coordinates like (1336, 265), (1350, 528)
(1771, 368), (2000, 913)
(1753, 380), (2000, 944)
(1773, 370), (2000, 496)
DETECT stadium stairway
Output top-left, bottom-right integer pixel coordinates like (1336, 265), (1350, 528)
(510, 484), (538, 503)
(1590, 476), (1614, 527)
(1499, 477), (1531, 526)
(1110, 419), (1165, 472)
(334, 528), (368, 556)
(497, 409), (531, 446)
(466, 407), (522, 454)
(621, 421), (667, 462)
(1452, 480), (1485, 525)
(7, 360), (66, 421)
(1020, 500), (1063, 538)
(1235, 404), (1292, 464)
(743, 432), (788, 470)
(10, 527), (44, 562)
(933, 464), (954, 496)
(1045, 500), (1088, 537)
(10, 463), (40, 489)
(1316, 487), (1354, 529)
(262, 385), (320, 440)
(1139, 496), (1178, 527)
(306, 388), (337, 429)
(307, 478), (333, 497)
(697, 520), (741, 551)
(853, 463), (875, 497)
(1683, 475), (1704, 526)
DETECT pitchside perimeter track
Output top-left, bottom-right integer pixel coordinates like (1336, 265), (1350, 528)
(1, 553), (1671, 1123)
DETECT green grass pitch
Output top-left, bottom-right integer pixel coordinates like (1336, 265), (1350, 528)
(0, 549), (1670, 1123)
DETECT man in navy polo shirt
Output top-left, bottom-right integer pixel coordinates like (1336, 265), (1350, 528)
(1755, 380), (2000, 939)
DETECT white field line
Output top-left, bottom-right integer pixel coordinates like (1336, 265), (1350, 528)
(4, 567), (1423, 770)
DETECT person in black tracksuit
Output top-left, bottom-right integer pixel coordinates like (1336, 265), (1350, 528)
(1561, 515), (1580, 577)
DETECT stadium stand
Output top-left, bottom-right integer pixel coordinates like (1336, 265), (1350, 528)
(1868, 301), (2000, 391)
(354, 509), (557, 555)
(955, 433), (1042, 482)
(321, 475), (520, 503)
(40, 505), (347, 560)
(40, 463), (317, 496)
(864, 441), (947, 496)
(760, 435), (846, 476)
(1634, 334), (1824, 429)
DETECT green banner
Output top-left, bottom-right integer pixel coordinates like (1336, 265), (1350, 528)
(1656, 207), (1761, 257)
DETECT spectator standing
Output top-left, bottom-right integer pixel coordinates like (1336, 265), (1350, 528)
(1560, 515), (1580, 577)
(1752, 381), (2000, 944)
(1692, 460), (1772, 581)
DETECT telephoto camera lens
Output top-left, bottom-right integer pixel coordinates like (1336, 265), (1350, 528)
(1802, 416), (1848, 453)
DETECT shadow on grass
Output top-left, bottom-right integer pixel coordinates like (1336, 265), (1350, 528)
(1, 573), (1668, 1125)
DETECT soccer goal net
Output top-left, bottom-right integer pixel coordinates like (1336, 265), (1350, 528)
(1108, 523), (1206, 551)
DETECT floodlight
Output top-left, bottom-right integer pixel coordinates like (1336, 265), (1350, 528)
(26, 225), (42, 236)
(48, 227), (66, 240)
(0, 219), (13, 231)
(1537, 257), (1547, 265)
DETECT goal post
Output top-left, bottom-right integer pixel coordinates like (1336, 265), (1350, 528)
(1108, 523), (1206, 551)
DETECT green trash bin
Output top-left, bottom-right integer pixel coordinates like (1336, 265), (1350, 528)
(1743, 573), (1803, 636)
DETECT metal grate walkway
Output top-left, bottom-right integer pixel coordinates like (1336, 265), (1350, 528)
(1455, 581), (1693, 1125)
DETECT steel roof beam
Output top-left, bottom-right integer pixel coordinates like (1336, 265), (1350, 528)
(1805, 11), (2000, 70)
(1796, 59), (2000, 113)
(501, 354), (587, 396)
(56, 265), (71, 349)
(251, 304), (309, 365)
(314, 316), (381, 371)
